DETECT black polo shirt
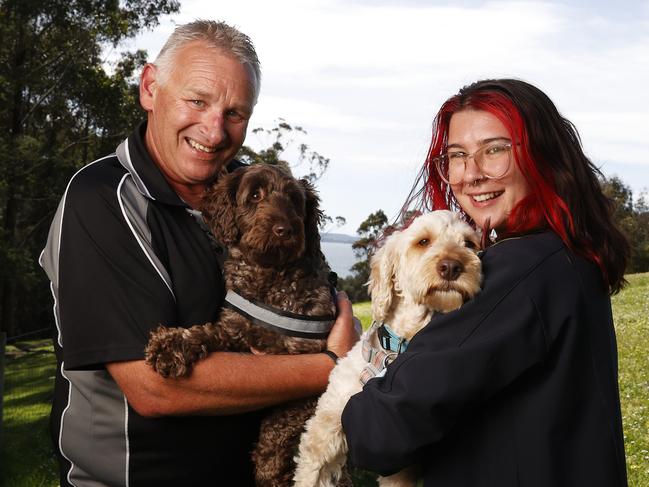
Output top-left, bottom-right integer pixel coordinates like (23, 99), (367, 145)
(41, 122), (259, 487)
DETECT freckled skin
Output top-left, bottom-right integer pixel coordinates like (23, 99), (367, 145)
(449, 110), (532, 232)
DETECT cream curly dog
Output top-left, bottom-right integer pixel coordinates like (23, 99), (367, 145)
(293, 210), (483, 487)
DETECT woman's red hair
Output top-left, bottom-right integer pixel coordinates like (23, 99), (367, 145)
(403, 79), (629, 293)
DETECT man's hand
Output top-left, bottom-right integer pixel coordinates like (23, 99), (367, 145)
(108, 291), (361, 417)
(326, 292), (361, 359)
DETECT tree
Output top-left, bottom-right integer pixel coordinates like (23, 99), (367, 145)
(237, 118), (345, 232)
(0, 0), (180, 337)
(320, 215), (348, 235)
(600, 175), (649, 273)
(237, 118), (330, 184)
(337, 210), (391, 302)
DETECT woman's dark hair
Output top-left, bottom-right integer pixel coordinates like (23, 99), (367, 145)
(403, 78), (629, 293)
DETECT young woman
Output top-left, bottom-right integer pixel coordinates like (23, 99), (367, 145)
(342, 79), (629, 486)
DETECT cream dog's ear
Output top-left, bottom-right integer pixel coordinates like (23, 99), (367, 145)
(368, 234), (400, 322)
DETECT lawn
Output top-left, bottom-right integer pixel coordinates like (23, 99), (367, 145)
(613, 272), (649, 486)
(353, 300), (373, 330)
(1, 274), (647, 486)
(0, 340), (58, 487)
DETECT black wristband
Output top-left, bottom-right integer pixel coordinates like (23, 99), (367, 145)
(322, 350), (339, 364)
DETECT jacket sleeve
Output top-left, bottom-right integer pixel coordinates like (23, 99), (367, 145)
(341, 284), (549, 475)
(43, 166), (178, 370)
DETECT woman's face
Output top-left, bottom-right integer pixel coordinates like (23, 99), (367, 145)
(448, 109), (532, 232)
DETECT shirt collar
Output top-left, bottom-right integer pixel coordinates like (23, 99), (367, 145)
(115, 121), (188, 206)
(116, 121), (247, 206)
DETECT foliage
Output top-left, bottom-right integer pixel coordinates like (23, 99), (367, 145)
(236, 118), (345, 232)
(321, 215), (348, 235)
(338, 210), (391, 302)
(238, 118), (330, 184)
(0, 0), (180, 337)
(600, 175), (649, 273)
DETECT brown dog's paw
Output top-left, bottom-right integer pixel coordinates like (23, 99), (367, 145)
(144, 326), (207, 378)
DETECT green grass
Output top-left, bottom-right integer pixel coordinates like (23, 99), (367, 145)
(1, 278), (647, 487)
(613, 272), (649, 486)
(352, 301), (373, 330)
(1, 340), (58, 487)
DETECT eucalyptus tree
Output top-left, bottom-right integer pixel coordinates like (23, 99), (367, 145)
(0, 0), (179, 336)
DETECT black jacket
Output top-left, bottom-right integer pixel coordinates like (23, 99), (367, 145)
(342, 232), (627, 486)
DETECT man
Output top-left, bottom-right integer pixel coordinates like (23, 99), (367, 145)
(40, 20), (357, 487)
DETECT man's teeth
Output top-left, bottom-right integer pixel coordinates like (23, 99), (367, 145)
(473, 191), (503, 202)
(187, 138), (216, 153)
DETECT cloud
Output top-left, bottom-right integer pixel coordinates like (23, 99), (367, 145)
(252, 95), (404, 133)
(130, 0), (649, 233)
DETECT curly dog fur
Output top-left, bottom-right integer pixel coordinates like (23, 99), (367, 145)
(293, 210), (483, 487)
(145, 164), (350, 487)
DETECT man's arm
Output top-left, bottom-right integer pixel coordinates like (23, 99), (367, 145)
(107, 292), (359, 417)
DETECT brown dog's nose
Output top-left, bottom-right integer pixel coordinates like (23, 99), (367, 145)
(272, 224), (290, 238)
(437, 259), (464, 281)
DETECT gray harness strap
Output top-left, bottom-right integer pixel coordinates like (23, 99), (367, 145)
(224, 289), (335, 339)
(184, 209), (334, 339)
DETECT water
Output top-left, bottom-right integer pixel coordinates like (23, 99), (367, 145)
(321, 241), (359, 278)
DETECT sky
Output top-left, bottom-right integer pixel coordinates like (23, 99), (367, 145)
(123, 0), (649, 235)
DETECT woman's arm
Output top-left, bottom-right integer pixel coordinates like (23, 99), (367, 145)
(342, 294), (547, 475)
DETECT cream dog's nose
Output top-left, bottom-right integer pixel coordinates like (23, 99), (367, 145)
(437, 259), (464, 281)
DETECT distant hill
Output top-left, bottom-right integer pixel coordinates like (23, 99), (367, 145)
(320, 232), (357, 244)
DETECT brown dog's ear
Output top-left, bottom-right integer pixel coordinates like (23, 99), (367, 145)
(200, 167), (245, 246)
(368, 234), (400, 322)
(299, 178), (324, 260)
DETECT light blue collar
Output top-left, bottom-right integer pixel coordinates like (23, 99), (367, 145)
(376, 321), (409, 353)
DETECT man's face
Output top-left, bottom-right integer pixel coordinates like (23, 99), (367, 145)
(140, 41), (256, 191)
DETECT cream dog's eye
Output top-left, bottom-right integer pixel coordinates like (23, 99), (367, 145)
(417, 238), (430, 247)
(464, 239), (478, 250)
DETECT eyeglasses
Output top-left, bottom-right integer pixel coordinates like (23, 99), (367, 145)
(433, 142), (513, 185)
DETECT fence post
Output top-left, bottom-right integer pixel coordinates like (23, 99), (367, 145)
(0, 331), (6, 445)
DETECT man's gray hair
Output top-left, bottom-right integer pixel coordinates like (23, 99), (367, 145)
(153, 20), (261, 101)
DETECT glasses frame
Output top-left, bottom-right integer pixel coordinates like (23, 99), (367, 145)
(433, 142), (513, 185)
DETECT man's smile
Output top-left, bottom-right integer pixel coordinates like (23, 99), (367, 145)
(186, 137), (217, 153)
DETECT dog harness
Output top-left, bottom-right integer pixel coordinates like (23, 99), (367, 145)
(185, 208), (336, 339)
(359, 321), (410, 385)
(223, 289), (336, 339)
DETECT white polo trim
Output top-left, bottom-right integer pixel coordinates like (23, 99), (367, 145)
(124, 396), (130, 487)
(116, 174), (175, 300)
(59, 362), (79, 487)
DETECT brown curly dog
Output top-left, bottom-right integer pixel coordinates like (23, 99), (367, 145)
(144, 163), (351, 487)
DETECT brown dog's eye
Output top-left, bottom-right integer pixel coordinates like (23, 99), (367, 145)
(417, 238), (429, 247)
(250, 191), (262, 202)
